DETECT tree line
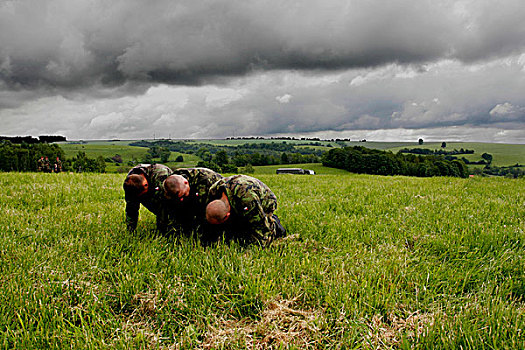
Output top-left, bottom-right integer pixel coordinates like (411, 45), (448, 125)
(322, 146), (469, 178)
(0, 135), (67, 144)
(131, 140), (324, 156)
(131, 140), (322, 167)
(474, 164), (524, 178)
(0, 141), (105, 172)
(194, 149), (320, 173)
(399, 147), (475, 155)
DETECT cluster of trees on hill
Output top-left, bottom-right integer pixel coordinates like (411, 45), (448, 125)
(322, 146), (469, 178)
(131, 140), (323, 155)
(67, 152), (106, 173)
(226, 136), (351, 142)
(143, 146), (171, 163)
(475, 164), (524, 178)
(194, 149), (319, 173)
(0, 135), (67, 144)
(131, 140), (198, 154)
(0, 141), (105, 172)
(130, 140), (322, 166)
(399, 148), (475, 155)
(0, 141), (64, 172)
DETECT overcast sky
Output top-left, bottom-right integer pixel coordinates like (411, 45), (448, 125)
(1, 0), (524, 143)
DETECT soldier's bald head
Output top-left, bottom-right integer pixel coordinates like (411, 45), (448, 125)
(206, 199), (230, 224)
(164, 174), (190, 200)
(123, 173), (148, 197)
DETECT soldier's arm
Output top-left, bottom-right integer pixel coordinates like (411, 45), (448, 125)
(125, 196), (140, 232)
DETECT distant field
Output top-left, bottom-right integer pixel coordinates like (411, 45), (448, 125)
(1, 172), (523, 348)
(388, 142), (525, 167)
(60, 143), (200, 172)
(61, 143), (149, 160)
(252, 163), (349, 175)
(60, 139), (525, 174)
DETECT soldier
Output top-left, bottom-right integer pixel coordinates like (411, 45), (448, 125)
(37, 157), (45, 172)
(43, 157), (52, 173)
(123, 163), (173, 233)
(54, 156), (62, 173)
(163, 167), (223, 235)
(205, 175), (286, 246)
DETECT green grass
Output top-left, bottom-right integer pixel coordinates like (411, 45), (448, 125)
(60, 143), (201, 173)
(1, 172), (524, 348)
(252, 163), (350, 175)
(388, 142), (525, 167)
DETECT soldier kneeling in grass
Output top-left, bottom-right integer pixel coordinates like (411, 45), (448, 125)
(123, 164), (173, 233)
(163, 167), (223, 236)
(205, 175), (286, 246)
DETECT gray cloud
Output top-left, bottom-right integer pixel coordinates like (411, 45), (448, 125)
(1, 0), (525, 89)
(1, 0), (525, 143)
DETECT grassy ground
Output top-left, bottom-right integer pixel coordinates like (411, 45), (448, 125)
(60, 143), (200, 173)
(1, 172), (524, 348)
(388, 142), (525, 167)
(252, 163), (349, 175)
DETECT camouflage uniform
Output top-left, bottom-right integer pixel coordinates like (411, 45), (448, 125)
(207, 174), (280, 246)
(168, 167), (223, 235)
(43, 157), (52, 173)
(124, 164), (173, 232)
(54, 157), (62, 173)
(37, 157), (44, 172)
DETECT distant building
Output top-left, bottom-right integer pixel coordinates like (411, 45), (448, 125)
(276, 168), (315, 175)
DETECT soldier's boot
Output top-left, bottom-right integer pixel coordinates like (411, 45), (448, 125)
(272, 214), (286, 238)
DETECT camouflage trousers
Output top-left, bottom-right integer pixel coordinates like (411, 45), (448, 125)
(241, 213), (286, 247)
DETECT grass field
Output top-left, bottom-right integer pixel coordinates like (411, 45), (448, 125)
(1, 171), (524, 349)
(60, 143), (201, 172)
(252, 163), (349, 175)
(388, 142), (525, 167)
(60, 140), (525, 176)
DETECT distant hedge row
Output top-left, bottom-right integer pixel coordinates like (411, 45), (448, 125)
(0, 135), (66, 144)
(322, 146), (469, 178)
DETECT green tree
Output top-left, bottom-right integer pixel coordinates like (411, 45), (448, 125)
(160, 148), (171, 163)
(196, 147), (212, 161)
(280, 152), (289, 164)
(213, 150), (229, 167)
(143, 153), (153, 164)
(418, 138), (424, 145)
(196, 160), (221, 173)
(242, 163), (255, 174)
(481, 153), (493, 164)
(96, 156), (106, 173)
(221, 163), (238, 173)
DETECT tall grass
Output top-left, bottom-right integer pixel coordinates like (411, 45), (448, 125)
(1, 172), (524, 349)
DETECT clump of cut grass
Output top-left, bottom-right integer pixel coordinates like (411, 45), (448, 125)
(202, 297), (325, 349)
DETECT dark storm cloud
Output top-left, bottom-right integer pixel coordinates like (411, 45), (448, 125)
(2, 0), (525, 89)
(1, 0), (524, 143)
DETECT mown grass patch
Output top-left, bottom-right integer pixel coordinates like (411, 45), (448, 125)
(1, 172), (524, 348)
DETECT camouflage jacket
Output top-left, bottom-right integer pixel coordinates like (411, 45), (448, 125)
(207, 175), (278, 245)
(166, 168), (223, 234)
(124, 163), (173, 232)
